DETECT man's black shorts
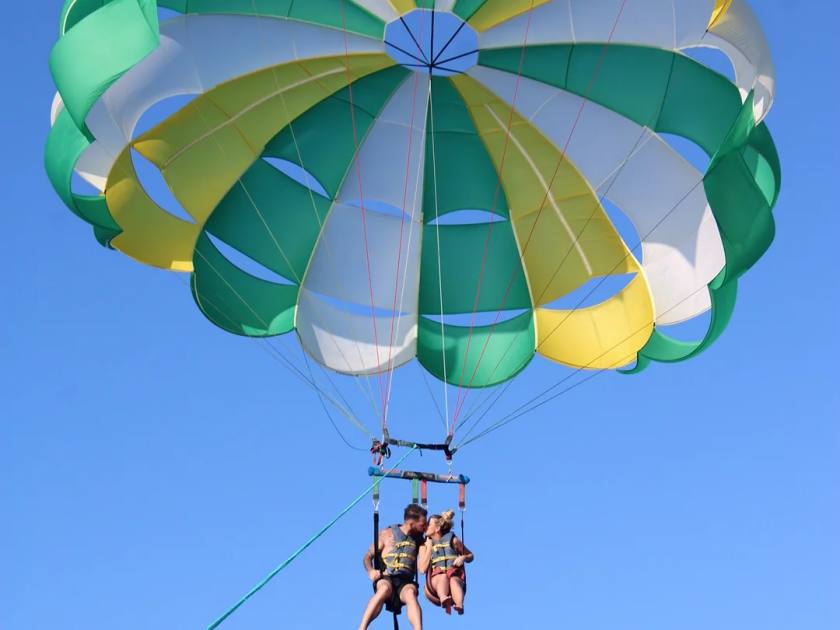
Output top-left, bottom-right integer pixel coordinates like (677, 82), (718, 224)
(374, 574), (418, 613)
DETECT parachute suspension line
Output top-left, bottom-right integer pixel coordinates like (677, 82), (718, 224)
(184, 270), (372, 439)
(380, 19), (452, 435)
(300, 346), (369, 451)
(533, 61), (679, 353)
(421, 367), (448, 433)
(427, 70), (451, 436)
(461, 366), (612, 449)
(357, 372), (382, 423)
(233, 179), (302, 283)
(448, 2), (539, 428)
(448, 0), (631, 427)
(452, 54), (677, 436)
(183, 10), (379, 444)
(219, 175), (384, 436)
(206, 447), (417, 630)
(455, 174), (707, 449)
(452, 114), (661, 438)
(276, 331), (376, 440)
(381, 138), (425, 428)
(455, 371), (513, 435)
(196, 232), (371, 436)
(382, 27), (430, 430)
(182, 75), (302, 285)
(537, 176), (704, 350)
(454, 380), (514, 446)
(456, 281), (711, 450)
(456, 381), (522, 448)
(254, 338), (372, 438)
(183, 44), (303, 288)
(456, 170), (707, 447)
(295, 334), (372, 434)
(340, 0), (388, 427)
(279, 319), (366, 433)
(247, 0), (382, 413)
(258, 341), (369, 436)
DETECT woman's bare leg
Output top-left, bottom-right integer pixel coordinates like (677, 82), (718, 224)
(400, 584), (423, 630)
(431, 574), (450, 600)
(450, 577), (465, 614)
(431, 574), (452, 613)
(358, 580), (392, 630)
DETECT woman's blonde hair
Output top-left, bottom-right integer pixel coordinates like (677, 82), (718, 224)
(433, 510), (456, 535)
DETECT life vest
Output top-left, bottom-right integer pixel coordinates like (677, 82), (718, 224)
(423, 531), (467, 607)
(382, 525), (419, 576)
(429, 532), (458, 573)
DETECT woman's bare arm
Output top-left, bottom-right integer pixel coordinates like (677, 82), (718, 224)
(453, 537), (474, 565)
(418, 538), (433, 573)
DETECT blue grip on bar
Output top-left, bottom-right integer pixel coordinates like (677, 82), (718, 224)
(368, 466), (470, 485)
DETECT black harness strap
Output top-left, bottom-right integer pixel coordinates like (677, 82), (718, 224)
(382, 430), (456, 461)
(385, 437), (455, 461)
(391, 556), (420, 630)
(459, 483), (466, 544)
(373, 511), (381, 572)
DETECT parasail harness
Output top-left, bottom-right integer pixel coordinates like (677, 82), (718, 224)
(369, 433), (469, 630)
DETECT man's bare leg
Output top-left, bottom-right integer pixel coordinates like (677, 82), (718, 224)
(450, 577), (465, 614)
(358, 580), (392, 630)
(400, 584), (423, 630)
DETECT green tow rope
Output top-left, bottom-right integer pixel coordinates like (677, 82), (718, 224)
(206, 447), (417, 629)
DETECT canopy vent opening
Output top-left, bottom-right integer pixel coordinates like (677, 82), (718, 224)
(385, 9), (478, 77)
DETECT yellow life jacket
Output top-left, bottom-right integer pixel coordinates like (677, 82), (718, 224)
(430, 532), (458, 572)
(382, 525), (418, 576)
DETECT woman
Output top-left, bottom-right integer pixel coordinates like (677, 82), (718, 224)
(418, 510), (474, 615)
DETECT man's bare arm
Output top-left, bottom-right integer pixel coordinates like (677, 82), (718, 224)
(363, 530), (390, 580)
(363, 542), (376, 572)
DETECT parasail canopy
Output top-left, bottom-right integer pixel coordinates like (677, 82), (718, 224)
(46, 0), (780, 390)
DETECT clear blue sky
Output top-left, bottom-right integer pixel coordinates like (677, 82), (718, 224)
(2, 3), (838, 630)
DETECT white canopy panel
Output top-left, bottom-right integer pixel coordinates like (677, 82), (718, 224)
(351, 0), (401, 23)
(705, 0), (776, 121)
(296, 288), (418, 375)
(76, 15), (386, 187)
(301, 201), (423, 310)
(297, 75), (429, 373)
(337, 73), (430, 212)
(478, 0), (715, 51)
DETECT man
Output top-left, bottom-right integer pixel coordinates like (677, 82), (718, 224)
(358, 504), (427, 630)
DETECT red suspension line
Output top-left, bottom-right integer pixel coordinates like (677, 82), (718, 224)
(451, 0), (631, 425)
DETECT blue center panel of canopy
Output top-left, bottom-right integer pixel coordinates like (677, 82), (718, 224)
(385, 9), (479, 77)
